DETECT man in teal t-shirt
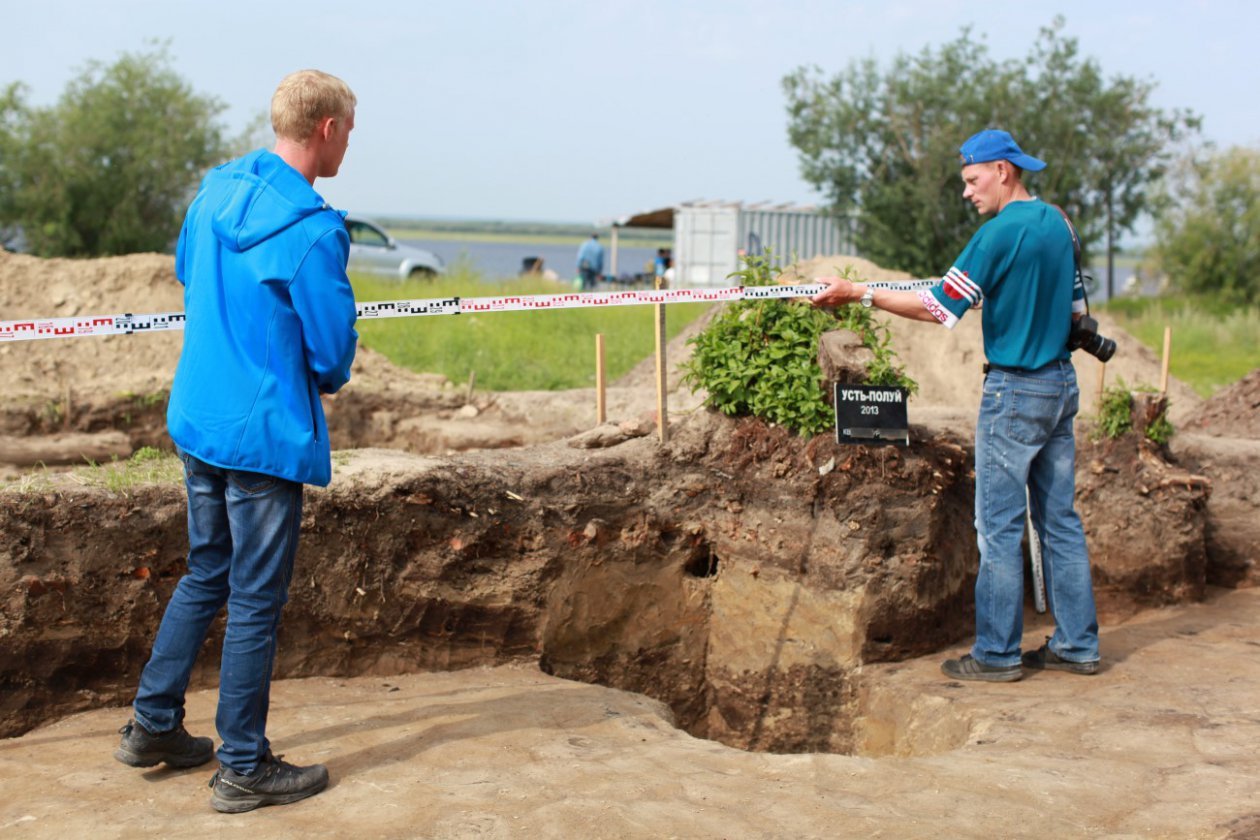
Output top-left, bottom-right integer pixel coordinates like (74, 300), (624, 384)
(811, 129), (1100, 683)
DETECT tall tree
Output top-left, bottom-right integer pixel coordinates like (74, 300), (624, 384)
(1154, 146), (1260, 304)
(0, 45), (230, 257)
(784, 19), (1199, 286)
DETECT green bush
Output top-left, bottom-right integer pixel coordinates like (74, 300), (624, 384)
(1094, 384), (1134, 440)
(1093, 380), (1175, 444)
(680, 255), (917, 437)
(0, 45), (232, 256)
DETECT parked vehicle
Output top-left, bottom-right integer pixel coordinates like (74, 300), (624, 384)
(0, 225), (28, 253)
(344, 216), (443, 279)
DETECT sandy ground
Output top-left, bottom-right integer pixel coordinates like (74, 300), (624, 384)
(2, 587), (1258, 839)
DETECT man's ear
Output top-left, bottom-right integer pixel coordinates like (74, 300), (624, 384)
(317, 116), (336, 142)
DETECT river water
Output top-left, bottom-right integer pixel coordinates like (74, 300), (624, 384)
(398, 235), (661, 282)
(402, 233), (1136, 299)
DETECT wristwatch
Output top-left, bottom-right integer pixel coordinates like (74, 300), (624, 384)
(860, 287), (874, 308)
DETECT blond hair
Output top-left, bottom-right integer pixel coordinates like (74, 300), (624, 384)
(270, 70), (356, 143)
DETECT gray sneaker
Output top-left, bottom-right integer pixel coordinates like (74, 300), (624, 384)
(940, 653), (1023, 682)
(208, 751), (329, 813)
(114, 719), (214, 769)
(1021, 641), (1100, 675)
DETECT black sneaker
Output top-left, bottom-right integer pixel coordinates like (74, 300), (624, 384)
(208, 751), (329, 813)
(114, 719), (214, 769)
(940, 653), (1023, 682)
(1021, 640), (1099, 675)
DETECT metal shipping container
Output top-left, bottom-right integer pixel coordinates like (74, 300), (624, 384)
(612, 201), (853, 287)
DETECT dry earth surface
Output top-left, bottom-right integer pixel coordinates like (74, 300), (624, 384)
(1, 250), (1258, 838)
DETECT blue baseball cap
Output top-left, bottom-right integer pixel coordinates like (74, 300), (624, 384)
(959, 129), (1046, 171)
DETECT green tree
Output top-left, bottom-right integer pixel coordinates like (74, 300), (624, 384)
(1153, 146), (1260, 304)
(783, 19), (1198, 289)
(0, 45), (230, 257)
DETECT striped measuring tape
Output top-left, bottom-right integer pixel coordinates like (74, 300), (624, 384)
(0, 278), (938, 343)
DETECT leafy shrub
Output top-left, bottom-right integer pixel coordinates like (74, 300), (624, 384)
(680, 255), (917, 437)
(1093, 380), (1175, 444)
(1094, 385), (1134, 440)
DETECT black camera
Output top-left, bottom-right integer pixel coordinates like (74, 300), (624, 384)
(1067, 314), (1116, 362)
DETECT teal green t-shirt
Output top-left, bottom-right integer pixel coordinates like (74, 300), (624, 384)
(923, 199), (1083, 370)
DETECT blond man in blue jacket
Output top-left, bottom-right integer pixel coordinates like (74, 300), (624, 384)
(115, 69), (359, 813)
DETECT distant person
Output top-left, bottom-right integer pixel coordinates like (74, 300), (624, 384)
(114, 69), (360, 813)
(654, 247), (672, 283)
(577, 233), (604, 290)
(810, 128), (1100, 683)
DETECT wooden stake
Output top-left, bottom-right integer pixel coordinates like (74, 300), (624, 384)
(1159, 326), (1172, 394)
(654, 276), (668, 443)
(595, 333), (606, 425)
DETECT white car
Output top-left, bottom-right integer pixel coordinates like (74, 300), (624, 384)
(344, 216), (444, 279)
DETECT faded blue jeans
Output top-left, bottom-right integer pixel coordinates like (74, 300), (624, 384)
(133, 448), (303, 774)
(971, 359), (1099, 668)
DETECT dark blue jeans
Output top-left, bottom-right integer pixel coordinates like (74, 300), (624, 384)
(972, 360), (1099, 668)
(133, 448), (303, 774)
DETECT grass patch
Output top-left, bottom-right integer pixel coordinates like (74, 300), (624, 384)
(2, 447), (183, 496)
(64, 446), (184, 496)
(1102, 295), (1260, 397)
(351, 267), (712, 391)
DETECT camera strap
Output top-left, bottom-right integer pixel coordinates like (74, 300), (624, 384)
(1051, 203), (1091, 314)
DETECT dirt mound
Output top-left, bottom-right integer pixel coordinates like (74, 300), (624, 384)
(1183, 367), (1260, 439)
(0, 249), (1206, 433)
(0, 251), (184, 405)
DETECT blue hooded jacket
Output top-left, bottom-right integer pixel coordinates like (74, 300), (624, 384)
(168, 149), (358, 487)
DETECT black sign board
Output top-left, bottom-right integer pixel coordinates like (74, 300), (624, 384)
(834, 384), (909, 446)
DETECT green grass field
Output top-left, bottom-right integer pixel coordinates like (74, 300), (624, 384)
(1102, 295), (1260, 397)
(350, 268), (711, 391)
(351, 260), (1257, 398)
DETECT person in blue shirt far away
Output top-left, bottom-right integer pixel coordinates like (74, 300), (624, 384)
(577, 233), (605, 290)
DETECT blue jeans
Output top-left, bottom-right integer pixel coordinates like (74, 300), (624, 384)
(133, 448), (303, 774)
(971, 360), (1099, 668)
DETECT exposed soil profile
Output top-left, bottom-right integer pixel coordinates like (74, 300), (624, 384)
(0, 249), (1255, 757)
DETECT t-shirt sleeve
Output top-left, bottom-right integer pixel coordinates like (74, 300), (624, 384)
(922, 235), (989, 329)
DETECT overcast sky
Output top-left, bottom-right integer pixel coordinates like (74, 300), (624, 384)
(6, 0), (1258, 224)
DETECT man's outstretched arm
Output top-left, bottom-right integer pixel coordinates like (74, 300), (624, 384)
(810, 277), (941, 324)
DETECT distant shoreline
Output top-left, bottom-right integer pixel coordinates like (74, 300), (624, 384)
(379, 217), (671, 248)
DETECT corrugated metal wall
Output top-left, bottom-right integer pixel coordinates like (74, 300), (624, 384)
(674, 204), (854, 287)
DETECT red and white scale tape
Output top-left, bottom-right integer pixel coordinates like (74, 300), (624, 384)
(0, 279), (938, 343)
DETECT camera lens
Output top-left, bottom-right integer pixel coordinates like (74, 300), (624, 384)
(1068, 315), (1116, 363)
(1090, 334), (1117, 363)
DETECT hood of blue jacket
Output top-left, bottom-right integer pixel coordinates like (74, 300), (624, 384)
(206, 148), (338, 252)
